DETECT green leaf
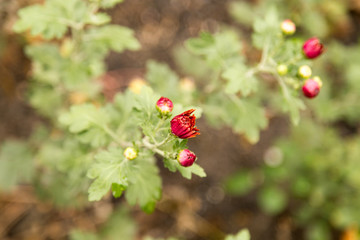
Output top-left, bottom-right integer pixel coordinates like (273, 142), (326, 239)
(278, 82), (306, 125)
(26, 44), (63, 85)
(177, 163), (206, 179)
(98, 0), (124, 9)
(229, 97), (268, 143)
(252, 6), (281, 49)
(205, 94), (267, 143)
(186, 30), (242, 69)
(163, 157), (206, 179)
(228, 1), (255, 26)
(224, 170), (255, 196)
(13, 0), (88, 39)
(85, 13), (111, 26)
(111, 183), (125, 198)
(225, 229), (251, 240)
(0, 141), (34, 191)
(83, 25), (140, 57)
(222, 63), (258, 96)
(146, 60), (180, 100)
(258, 186), (287, 215)
(59, 104), (110, 133)
(70, 230), (99, 240)
(125, 160), (162, 213)
(28, 85), (63, 117)
(87, 148), (127, 201)
(99, 206), (137, 240)
(133, 86), (160, 121)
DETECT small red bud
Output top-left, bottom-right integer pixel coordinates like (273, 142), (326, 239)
(156, 97), (173, 116)
(302, 79), (320, 98)
(177, 149), (196, 167)
(303, 37), (324, 59)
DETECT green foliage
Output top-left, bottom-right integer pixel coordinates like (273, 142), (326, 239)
(205, 93), (267, 143)
(225, 229), (251, 240)
(252, 6), (281, 49)
(99, 206), (137, 240)
(224, 170), (255, 196)
(70, 206), (136, 240)
(13, 0), (113, 39)
(258, 186), (287, 215)
(146, 60), (180, 100)
(0, 141), (34, 191)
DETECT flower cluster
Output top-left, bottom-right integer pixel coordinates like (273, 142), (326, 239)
(278, 20), (324, 99)
(155, 97), (199, 167)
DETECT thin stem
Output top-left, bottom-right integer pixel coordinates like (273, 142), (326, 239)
(102, 125), (131, 148)
(142, 137), (166, 157)
(155, 133), (174, 147)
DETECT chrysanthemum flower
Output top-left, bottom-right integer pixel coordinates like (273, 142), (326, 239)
(170, 109), (200, 139)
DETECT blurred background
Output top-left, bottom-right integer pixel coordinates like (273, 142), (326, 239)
(1, 0), (360, 239)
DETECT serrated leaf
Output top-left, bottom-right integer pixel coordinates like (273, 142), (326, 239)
(59, 104), (110, 133)
(279, 82), (306, 125)
(163, 158), (206, 179)
(133, 86), (160, 120)
(77, 127), (109, 148)
(177, 163), (206, 179)
(252, 6), (280, 49)
(146, 60), (180, 99)
(125, 160), (162, 213)
(83, 25), (140, 57)
(186, 30), (242, 69)
(0, 141), (34, 191)
(87, 148), (127, 201)
(229, 97), (268, 143)
(222, 63), (258, 96)
(14, 0), (88, 39)
(225, 229), (251, 240)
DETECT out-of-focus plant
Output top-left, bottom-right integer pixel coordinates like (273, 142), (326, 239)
(0, 0), (206, 211)
(228, 0), (351, 39)
(225, 120), (360, 239)
(171, 7), (324, 144)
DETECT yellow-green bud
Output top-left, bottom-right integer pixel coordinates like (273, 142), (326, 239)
(298, 65), (312, 78)
(277, 64), (288, 76)
(281, 19), (296, 35)
(124, 147), (137, 160)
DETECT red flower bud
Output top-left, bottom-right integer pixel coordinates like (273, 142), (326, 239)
(302, 79), (320, 98)
(156, 97), (173, 115)
(177, 149), (196, 167)
(170, 109), (200, 139)
(302, 37), (324, 59)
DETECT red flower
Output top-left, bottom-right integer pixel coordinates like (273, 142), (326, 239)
(302, 79), (320, 98)
(156, 97), (173, 115)
(177, 149), (196, 167)
(303, 37), (324, 59)
(170, 109), (200, 139)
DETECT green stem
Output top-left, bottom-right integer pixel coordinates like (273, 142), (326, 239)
(142, 137), (166, 157)
(155, 133), (174, 147)
(102, 125), (131, 147)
